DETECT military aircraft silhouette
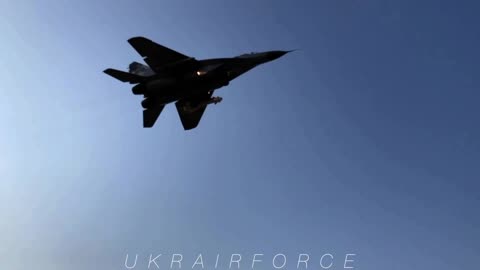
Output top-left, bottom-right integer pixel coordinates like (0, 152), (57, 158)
(104, 36), (292, 130)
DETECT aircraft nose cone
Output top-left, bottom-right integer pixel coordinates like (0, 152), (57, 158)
(272, 50), (289, 59)
(266, 50), (292, 62)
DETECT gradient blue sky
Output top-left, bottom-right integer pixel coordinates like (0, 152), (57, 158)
(1, 0), (479, 269)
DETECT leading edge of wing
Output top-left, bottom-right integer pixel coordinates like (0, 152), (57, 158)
(127, 37), (190, 69)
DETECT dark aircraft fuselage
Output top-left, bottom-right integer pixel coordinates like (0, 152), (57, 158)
(104, 36), (291, 130)
(133, 52), (289, 106)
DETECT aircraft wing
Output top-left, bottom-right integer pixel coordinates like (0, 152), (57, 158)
(175, 92), (214, 130)
(128, 36), (190, 72)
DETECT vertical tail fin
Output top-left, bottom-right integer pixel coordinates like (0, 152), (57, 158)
(128, 62), (155, 76)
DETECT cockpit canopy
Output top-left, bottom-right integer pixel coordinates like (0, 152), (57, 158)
(237, 52), (262, 58)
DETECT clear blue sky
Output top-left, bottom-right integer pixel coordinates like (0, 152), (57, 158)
(1, 0), (479, 269)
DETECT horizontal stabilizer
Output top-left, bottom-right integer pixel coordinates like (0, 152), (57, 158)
(103, 68), (144, 84)
(143, 105), (165, 128)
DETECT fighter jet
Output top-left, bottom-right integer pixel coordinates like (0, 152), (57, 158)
(104, 36), (291, 130)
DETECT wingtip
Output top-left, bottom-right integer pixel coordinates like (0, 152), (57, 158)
(128, 36), (149, 44)
(103, 68), (113, 74)
(183, 125), (198, 131)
